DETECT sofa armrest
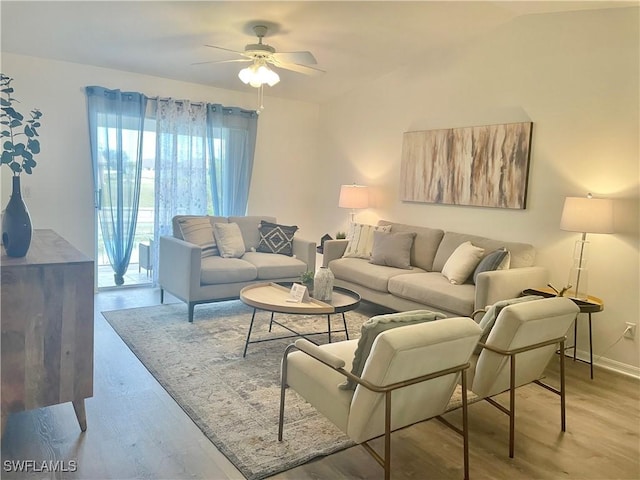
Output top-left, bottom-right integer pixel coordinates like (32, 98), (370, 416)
(475, 266), (549, 310)
(159, 235), (202, 301)
(292, 237), (316, 272)
(322, 239), (349, 266)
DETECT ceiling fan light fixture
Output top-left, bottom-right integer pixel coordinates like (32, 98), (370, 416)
(238, 62), (280, 88)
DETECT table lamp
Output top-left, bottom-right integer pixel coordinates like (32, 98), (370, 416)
(339, 184), (369, 224)
(560, 193), (614, 300)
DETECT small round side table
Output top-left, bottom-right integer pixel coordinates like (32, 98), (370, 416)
(523, 287), (604, 379)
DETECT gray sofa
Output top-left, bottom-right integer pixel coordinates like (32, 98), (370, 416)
(322, 220), (548, 317)
(159, 215), (316, 322)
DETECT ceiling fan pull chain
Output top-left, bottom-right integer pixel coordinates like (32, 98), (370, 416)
(258, 85), (264, 112)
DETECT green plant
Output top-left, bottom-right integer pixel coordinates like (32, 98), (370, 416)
(1, 74), (43, 175)
(300, 271), (314, 285)
(336, 231), (347, 239)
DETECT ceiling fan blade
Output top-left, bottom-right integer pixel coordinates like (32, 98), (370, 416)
(204, 44), (247, 56)
(270, 59), (325, 76)
(272, 51), (317, 65)
(191, 58), (251, 66)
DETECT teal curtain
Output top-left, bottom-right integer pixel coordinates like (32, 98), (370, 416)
(86, 86), (147, 286)
(206, 104), (258, 216)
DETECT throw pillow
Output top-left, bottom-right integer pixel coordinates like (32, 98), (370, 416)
(472, 248), (509, 284)
(177, 217), (218, 258)
(343, 223), (392, 259)
(212, 222), (246, 259)
(441, 241), (484, 285)
(474, 295), (544, 354)
(369, 230), (416, 269)
(257, 221), (298, 256)
(339, 310), (447, 391)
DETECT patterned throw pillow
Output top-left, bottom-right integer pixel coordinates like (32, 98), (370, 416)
(177, 217), (218, 258)
(342, 223), (392, 259)
(256, 221), (298, 256)
(339, 310), (447, 391)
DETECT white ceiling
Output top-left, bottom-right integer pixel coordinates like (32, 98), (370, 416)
(1, 1), (634, 104)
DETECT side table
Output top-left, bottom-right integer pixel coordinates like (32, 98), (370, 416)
(139, 240), (153, 277)
(523, 287), (604, 379)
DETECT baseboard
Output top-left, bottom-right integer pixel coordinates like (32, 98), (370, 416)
(571, 348), (640, 380)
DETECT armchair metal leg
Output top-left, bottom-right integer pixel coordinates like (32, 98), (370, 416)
(462, 370), (469, 480)
(384, 390), (391, 480)
(509, 354), (516, 458)
(560, 340), (566, 431)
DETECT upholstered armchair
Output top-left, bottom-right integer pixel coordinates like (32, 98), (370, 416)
(466, 296), (580, 457)
(279, 315), (482, 480)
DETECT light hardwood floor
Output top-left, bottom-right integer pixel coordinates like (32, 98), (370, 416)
(1, 287), (639, 479)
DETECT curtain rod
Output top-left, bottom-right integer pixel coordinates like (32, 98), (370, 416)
(149, 96), (256, 115)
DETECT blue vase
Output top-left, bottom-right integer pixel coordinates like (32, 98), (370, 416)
(2, 176), (32, 257)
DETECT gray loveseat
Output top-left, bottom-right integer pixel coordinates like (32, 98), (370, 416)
(159, 215), (316, 322)
(323, 220), (548, 317)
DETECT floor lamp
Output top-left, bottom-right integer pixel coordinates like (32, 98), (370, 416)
(560, 194), (614, 300)
(338, 184), (369, 224)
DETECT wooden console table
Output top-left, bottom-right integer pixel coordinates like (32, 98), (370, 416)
(1, 229), (94, 434)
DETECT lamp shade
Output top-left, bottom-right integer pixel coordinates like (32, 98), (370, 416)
(339, 184), (369, 209)
(560, 196), (614, 234)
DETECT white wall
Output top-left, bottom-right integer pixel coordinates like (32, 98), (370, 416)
(2, 6), (638, 375)
(0, 53), (320, 256)
(317, 7), (639, 374)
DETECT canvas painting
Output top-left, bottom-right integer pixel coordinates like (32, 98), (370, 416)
(400, 122), (533, 209)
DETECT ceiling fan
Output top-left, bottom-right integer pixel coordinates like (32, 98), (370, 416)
(196, 24), (324, 89)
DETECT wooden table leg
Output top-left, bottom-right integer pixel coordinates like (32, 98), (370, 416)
(72, 399), (87, 432)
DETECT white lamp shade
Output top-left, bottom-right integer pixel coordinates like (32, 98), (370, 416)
(339, 184), (369, 209)
(560, 196), (614, 234)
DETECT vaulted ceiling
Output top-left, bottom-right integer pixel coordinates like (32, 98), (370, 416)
(1, 1), (633, 104)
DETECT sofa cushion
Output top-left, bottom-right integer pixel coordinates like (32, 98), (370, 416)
(200, 256), (257, 285)
(257, 221), (298, 256)
(172, 215), (227, 239)
(177, 216), (218, 258)
(229, 216), (277, 251)
(388, 272), (476, 315)
(370, 231), (416, 269)
(343, 223), (391, 259)
(378, 220), (444, 271)
(213, 222), (246, 258)
(330, 257), (425, 293)
(433, 231), (536, 271)
(241, 252), (307, 280)
(339, 310), (447, 391)
(442, 241), (484, 284)
(472, 248), (509, 284)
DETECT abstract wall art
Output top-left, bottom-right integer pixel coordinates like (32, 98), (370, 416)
(400, 122), (533, 209)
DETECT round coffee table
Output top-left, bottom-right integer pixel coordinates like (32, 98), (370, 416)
(239, 282), (361, 357)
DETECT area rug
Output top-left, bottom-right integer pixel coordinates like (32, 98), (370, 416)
(103, 300), (368, 480)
